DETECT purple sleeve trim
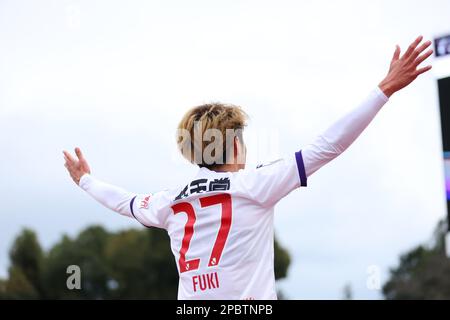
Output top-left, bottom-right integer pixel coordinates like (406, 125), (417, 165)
(130, 195), (137, 219)
(295, 150), (308, 187)
(129, 195), (152, 229)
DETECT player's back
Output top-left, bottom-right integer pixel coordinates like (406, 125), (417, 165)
(131, 154), (306, 299)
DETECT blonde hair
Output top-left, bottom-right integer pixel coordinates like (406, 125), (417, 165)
(176, 103), (248, 168)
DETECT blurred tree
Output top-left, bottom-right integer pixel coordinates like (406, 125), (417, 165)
(42, 226), (112, 299)
(2, 267), (39, 299)
(0, 279), (6, 298)
(342, 283), (353, 300)
(274, 235), (290, 280)
(383, 220), (450, 299)
(0, 226), (291, 299)
(105, 228), (178, 299)
(0, 229), (44, 299)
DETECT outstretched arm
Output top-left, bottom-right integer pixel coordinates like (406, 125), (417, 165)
(63, 148), (135, 217)
(301, 35), (433, 177)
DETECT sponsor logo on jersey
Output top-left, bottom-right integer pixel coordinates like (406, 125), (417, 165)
(174, 178), (231, 201)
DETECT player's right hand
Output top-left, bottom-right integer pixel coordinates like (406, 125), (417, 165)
(63, 147), (91, 185)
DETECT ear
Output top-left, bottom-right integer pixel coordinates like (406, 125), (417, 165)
(233, 137), (239, 162)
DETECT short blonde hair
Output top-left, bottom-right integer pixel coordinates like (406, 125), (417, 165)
(176, 103), (248, 168)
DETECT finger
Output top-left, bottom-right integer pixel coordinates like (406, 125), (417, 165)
(75, 147), (85, 161)
(416, 40), (432, 54)
(63, 157), (73, 169)
(63, 150), (77, 163)
(414, 49), (433, 67)
(403, 35), (423, 59)
(408, 40), (432, 62)
(63, 154), (72, 165)
(392, 45), (401, 62)
(415, 65), (432, 76)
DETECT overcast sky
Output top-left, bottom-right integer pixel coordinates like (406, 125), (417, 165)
(1, 0), (449, 299)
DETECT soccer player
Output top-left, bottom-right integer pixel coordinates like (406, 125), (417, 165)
(64, 36), (433, 300)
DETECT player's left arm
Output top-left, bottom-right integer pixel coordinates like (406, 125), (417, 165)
(301, 35), (433, 177)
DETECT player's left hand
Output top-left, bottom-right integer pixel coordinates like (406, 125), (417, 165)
(379, 35), (433, 97)
(63, 147), (91, 185)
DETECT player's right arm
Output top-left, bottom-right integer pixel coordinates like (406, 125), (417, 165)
(63, 148), (165, 227)
(63, 147), (136, 217)
(78, 174), (137, 218)
(63, 148), (167, 232)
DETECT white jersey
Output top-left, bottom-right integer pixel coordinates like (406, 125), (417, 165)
(79, 87), (388, 300)
(129, 154), (306, 300)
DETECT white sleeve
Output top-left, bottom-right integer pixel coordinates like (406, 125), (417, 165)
(78, 174), (166, 228)
(301, 86), (389, 177)
(239, 155), (306, 207)
(79, 174), (135, 217)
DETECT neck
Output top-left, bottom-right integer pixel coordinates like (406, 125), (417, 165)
(208, 163), (241, 173)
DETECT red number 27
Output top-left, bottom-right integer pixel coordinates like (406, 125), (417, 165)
(171, 194), (232, 273)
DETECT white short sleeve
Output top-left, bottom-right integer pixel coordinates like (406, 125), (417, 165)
(238, 150), (307, 207)
(130, 191), (169, 229)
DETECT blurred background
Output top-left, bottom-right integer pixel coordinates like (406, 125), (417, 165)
(1, 0), (450, 299)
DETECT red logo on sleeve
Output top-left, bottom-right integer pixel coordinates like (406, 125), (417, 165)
(140, 195), (151, 209)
